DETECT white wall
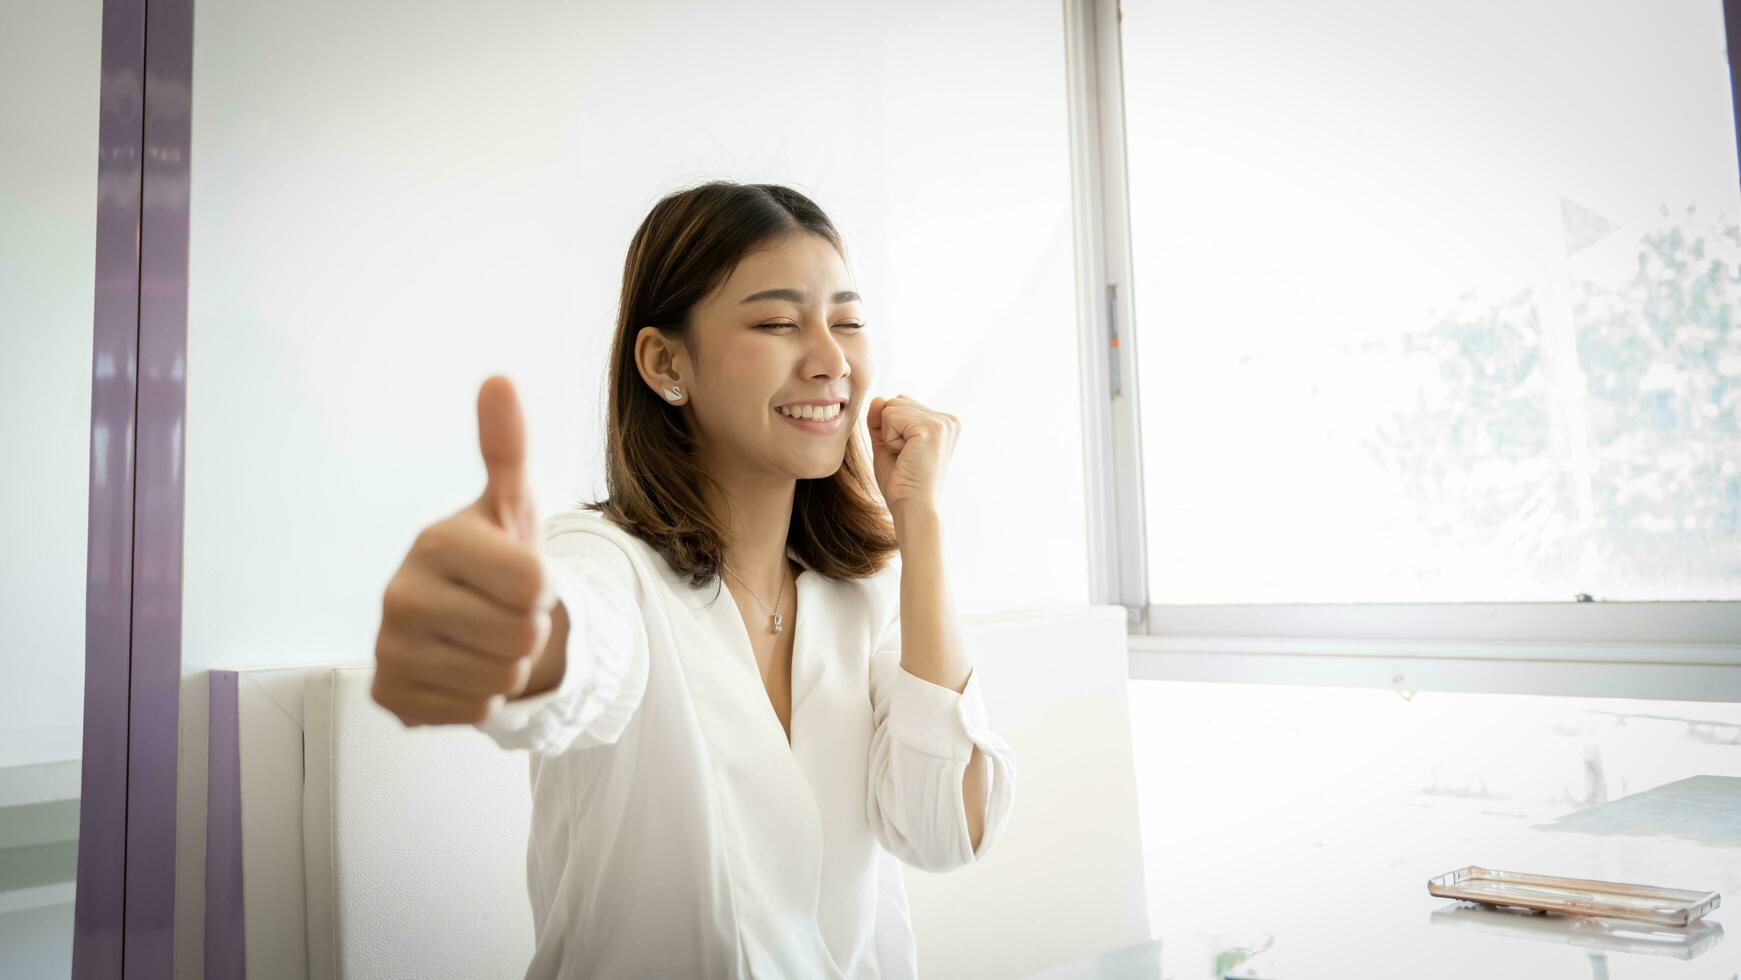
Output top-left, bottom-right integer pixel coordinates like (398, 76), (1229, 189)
(181, 0), (1088, 684)
(0, 0), (99, 773)
(0, 2), (99, 974)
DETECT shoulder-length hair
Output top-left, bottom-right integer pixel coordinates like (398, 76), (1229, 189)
(579, 180), (899, 589)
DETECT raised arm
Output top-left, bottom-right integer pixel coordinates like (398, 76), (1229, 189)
(863, 513), (1017, 872)
(861, 394), (1017, 871)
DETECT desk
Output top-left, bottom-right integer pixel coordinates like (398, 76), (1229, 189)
(1024, 777), (1737, 978)
(1024, 682), (1741, 979)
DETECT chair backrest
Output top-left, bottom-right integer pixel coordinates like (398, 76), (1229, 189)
(899, 606), (1150, 979)
(301, 665), (534, 980)
(231, 605), (1148, 978)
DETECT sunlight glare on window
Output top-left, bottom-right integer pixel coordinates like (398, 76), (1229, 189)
(1122, 0), (1741, 602)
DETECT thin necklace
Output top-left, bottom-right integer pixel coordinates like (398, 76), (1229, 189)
(723, 561), (790, 634)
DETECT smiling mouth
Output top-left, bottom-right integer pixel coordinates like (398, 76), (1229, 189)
(773, 404), (846, 432)
(775, 402), (843, 422)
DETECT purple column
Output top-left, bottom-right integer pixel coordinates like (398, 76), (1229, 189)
(124, 0), (194, 973)
(75, 0), (195, 976)
(74, 0), (146, 974)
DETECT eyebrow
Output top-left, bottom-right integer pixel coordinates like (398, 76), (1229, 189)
(739, 288), (862, 305)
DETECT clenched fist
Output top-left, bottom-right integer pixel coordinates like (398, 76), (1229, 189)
(372, 375), (568, 727)
(866, 393), (959, 518)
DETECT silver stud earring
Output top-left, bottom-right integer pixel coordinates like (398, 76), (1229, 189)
(664, 385), (683, 402)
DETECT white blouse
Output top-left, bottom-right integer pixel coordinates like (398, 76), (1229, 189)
(474, 509), (1018, 979)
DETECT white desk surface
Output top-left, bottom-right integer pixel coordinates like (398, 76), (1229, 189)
(1026, 781), (1737, 978)
(1025, 683), (1741, 979)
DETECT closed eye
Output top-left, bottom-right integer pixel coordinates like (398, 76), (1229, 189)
(754, 321), (867, 331)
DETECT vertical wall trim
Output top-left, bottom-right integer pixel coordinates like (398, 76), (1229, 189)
(204, 672), (244, 979)
(125, 0), (194, 974)
(75, 0), (147, 974)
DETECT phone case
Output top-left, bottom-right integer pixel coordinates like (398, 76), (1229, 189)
(1427, 866), (1720, 928)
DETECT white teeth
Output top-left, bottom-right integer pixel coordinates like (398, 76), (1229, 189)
(779, 403), (840, 421)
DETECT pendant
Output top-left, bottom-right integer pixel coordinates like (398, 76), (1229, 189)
(771, 612), (783, 634)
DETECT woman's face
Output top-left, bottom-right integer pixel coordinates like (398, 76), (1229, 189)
(641, 232), (872, 481)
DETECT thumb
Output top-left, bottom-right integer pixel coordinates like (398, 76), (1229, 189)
(476, 375), (535, 540)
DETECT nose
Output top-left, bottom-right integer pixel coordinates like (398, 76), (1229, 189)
(800, 319), (851, 383)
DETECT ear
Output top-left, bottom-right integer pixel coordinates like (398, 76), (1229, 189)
(634, 326), (689, 401)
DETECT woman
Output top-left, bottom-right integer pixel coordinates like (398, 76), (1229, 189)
(371, 180), (1018, 978)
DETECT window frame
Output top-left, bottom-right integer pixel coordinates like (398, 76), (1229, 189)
(1061, 0), (1741, 702)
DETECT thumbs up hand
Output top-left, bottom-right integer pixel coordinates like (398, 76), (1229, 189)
(475, 375), (539, 544)
(372, 375), (568, 727)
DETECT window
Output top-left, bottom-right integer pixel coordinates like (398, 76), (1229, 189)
(1066, 0), (1741, 695)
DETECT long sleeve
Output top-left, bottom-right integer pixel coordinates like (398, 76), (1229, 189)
(473, 515), (651, 756)
(864, 604), (1017, 874)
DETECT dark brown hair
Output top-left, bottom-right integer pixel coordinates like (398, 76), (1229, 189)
(579, 180), (898, 591)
